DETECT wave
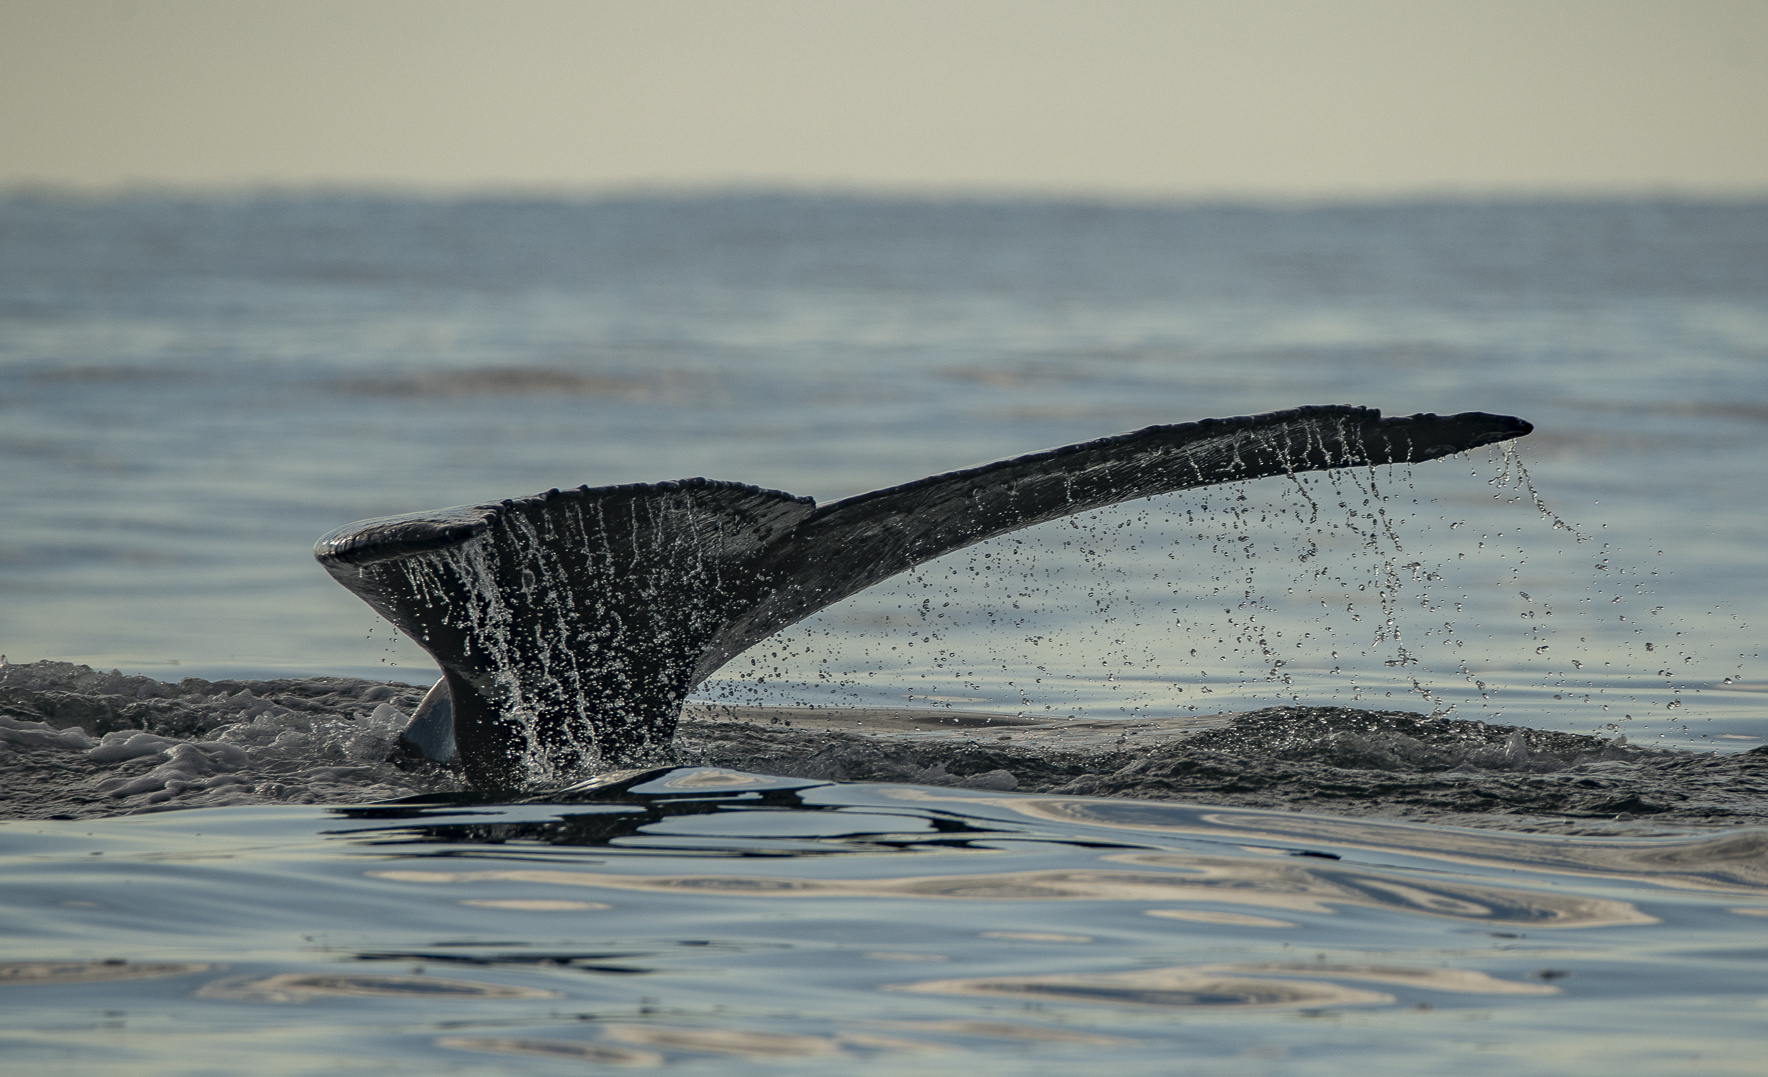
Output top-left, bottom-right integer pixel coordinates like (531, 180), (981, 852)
(2, 660), (1764, 832)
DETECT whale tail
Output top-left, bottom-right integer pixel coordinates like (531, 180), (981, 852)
(316, 405), (1531, 792)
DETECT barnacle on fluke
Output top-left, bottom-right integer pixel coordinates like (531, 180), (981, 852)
(315, 405), (1531, 792)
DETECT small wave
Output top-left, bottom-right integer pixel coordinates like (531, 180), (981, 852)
(3, 660), (1766, 831)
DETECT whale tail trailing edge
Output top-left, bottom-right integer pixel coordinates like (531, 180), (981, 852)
(315, 405), (1531, 792)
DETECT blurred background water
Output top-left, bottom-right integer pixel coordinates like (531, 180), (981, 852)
(1, 193), (1764, 748)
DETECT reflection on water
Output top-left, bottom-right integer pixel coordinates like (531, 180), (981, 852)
(599, 1024), (852, 1058)
(459, 897), (608, 910)
(437, 1036), (665, 1065)
(3, 769), (1767, 1074)
(893, 961), (1558, 1010)
(901, 789), (1768, 891)
(195, 972), (558, 1002)
(1146, 909), (1295, 927)
(0, 961), (213, 985)
(879, 1019), (1132, 1046)
(1221, 962), (1559, 994)
(368, 861), (1654, 927)
(891, 965), (1397, 1009)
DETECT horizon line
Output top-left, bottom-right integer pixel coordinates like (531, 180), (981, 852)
(6, 178), (1768, 209)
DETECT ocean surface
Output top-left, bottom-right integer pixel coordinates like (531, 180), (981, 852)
(2, 193), (1766, 1072)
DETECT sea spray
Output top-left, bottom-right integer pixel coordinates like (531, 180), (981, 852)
(711, 449), (1705, 738)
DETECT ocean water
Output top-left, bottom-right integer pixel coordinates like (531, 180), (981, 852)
(2, 194), (1766, 1071)
(1, 194), (1764, 743)
(7, 772), (1768, 1076)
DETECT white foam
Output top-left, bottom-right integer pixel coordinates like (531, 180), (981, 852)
(2, 692), (418, 807)
(0, 715), (99, 751)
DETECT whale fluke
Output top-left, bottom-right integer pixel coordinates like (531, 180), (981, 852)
(315, 405), (1531, 792)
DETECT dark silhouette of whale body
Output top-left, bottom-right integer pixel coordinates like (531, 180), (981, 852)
(315, 405), (1531, 792)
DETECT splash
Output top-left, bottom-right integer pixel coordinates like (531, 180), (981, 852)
(315, 407), (1534, 790)
(720, 446), (1706, 740)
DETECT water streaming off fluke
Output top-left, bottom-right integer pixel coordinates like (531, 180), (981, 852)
(316, 406), (1530, 791)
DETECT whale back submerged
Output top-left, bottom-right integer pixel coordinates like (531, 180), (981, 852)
(315, 405), (1531, 792)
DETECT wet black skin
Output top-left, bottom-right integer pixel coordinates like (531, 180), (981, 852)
(315, 405), (1531, 792)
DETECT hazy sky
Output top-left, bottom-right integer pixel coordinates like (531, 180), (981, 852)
(3, 0), (1764, 197)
